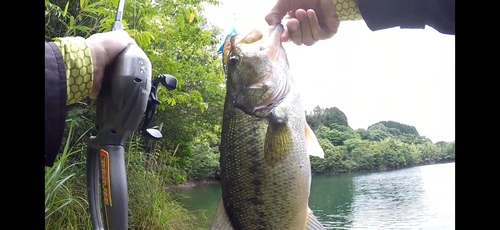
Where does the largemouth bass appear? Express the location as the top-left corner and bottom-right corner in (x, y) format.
(210, 24), (325, 230)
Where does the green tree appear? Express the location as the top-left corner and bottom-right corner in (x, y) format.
(323, 107), (349, 127)
(435, 141), (455, 162)
(418, 142), (440, 163)
(315, 125), (358, 146)
(310, 138), (334, 174)
(444, 141), (455, 161)
(344, 138), (372, 170)
(367, 123), (392, 141)
(369, 120), (419, 136)
(306, 106), (349, 130)
(355, 128), (370, 140)
(306, 105), (324, 130)
(399, 133), (432, 144)
(306, 106), (454, 175)
(47, 0), (226, 183)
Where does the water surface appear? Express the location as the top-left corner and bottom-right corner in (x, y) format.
(178, 163), (455, 229)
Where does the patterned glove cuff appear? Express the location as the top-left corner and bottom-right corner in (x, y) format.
(53, 37), (94, 105)
(332, 0), (362, 21)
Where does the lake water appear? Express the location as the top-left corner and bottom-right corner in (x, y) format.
(177, 162), (455, 229)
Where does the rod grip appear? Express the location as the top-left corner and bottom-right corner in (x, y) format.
(98, 145), (129, 230)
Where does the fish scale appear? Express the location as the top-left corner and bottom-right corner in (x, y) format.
(211, 24), (325, 230)
(220, 102), (310, 230)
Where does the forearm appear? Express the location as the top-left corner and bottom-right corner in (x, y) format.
(332, 0), (362, 21)
(52, 37), (95, 105)
(44, 42), (67, 167)
(332, 0), (455, 35)
(44, 37), (94, 166)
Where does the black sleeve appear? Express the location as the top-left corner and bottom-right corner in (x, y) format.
(45, 42), (68, 167)
(356, 0), (455, 35)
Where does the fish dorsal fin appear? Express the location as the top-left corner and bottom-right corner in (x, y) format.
(304, 208), (325, 230)
(210, 197), (234, 230)
(304, 124), (324, 158)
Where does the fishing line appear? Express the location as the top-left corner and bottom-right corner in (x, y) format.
(231, 0), (236, 28)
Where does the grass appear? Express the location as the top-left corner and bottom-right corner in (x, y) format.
(45, 120), (90, 230)
(45, 120), (205, 230)
(128, 170), (203, 230)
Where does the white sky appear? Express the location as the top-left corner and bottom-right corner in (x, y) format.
(203, 0), (455, 143)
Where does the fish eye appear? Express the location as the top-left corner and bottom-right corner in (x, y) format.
(228, 56), (239, 66)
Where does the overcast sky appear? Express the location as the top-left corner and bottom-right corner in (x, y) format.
(203, 0), (455, 143)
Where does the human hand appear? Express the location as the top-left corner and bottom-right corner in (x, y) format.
(85, 30), (136, 99)
(265, 0), (340, 46)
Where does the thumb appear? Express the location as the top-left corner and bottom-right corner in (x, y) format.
(105, 30), (136, 60)
(265, 0), (290, 25)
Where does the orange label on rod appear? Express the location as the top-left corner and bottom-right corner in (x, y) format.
(100, 149), (112, 207)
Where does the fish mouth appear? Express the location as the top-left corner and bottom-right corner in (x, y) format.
(252, 82), (289, 119)
(254, 24), (287, 118)
(269, 24), (284, 37)
(234, 98), (285, 119)
(232, 24), (288, 119)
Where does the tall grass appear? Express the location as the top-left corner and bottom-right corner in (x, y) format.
(45, 120), (91, 229)
(45, 120), (205, 230)
(128, 170), (203, 230)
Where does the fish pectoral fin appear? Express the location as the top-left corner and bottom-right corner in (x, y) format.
(304, 208), (325, 230)
(210, 197), (234, 230)
(305, 124), (325, 158)
(267, 100), (288, 124)
(264, 122), (293, 166)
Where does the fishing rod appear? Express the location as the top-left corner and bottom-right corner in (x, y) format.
(85, 0), (178, 229)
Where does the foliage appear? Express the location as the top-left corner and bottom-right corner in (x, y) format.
(45, 121), (205, 230)
(45, 120), (90, 229)
(46, 0), (221, 228)
(127, 163), (203, 230)
(46, 0), (454, 227)
(306, 106), (350, 130)
(369, 120), (419, 136)
(187, 141), (220, 179)
(46, 0), (225, 184)
(307, 107), (455, 174)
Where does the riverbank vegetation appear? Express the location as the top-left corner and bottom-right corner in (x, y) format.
(45, 0), (455, 229)
(305, 106), (455, 174)
(46, 0), (223, 229)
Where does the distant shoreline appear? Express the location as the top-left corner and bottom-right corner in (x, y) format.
(168, 160), (455, 189)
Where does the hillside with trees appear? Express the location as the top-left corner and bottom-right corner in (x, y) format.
(305, 106), (454, 174)
(45, 0), (454, 229)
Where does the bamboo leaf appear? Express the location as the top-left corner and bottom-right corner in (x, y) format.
(79, 0), (86, 10)
(62, 1), (70, 17)
(188, 12), (194, 23)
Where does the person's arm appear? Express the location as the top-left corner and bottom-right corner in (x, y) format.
(333, 0), (455, 35)
(44, 37), (94, 167)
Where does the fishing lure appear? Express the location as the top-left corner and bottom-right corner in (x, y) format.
(218, 28), (237, 73)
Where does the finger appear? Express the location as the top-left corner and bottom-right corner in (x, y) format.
(306, 9), (325, 41)
(112, 30), (136, 46)
(282, 29), (291, 42)
(128, 36), (136, 45)
(281, 11), (294, 42)
(286, 19), (302, 45)
(120, 30), (136, 45)
(103, 31), (135, 64)
(317, 0), (339, 38)
(297, 9), (316, 46)
(265, 0), (290, 25)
